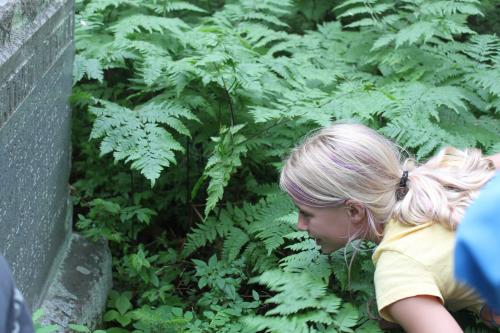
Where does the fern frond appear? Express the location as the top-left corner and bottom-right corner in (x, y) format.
(124, 39), (170, 57)
(241, 0), (293, 17)
(222, 227), (250, 262)
(241, 242), (279, 273)
(89, 100), (185, 184)
(394, 21), (436, 47)
(385, 83), (469, 121)
(466, 69), (500, 97)
(164, 57), (199, 96)
(256, 270), (329, 315)
(438, 109), (500, 149)
(334, 304), (359, 332)
(486, 97), (500, 114)
(356, 320), (384, 333)
(487, 142), (500, 156)
(371, 33), (396, 51)
(243, 12), (289, 28)
(345, 18), (379, 28)
(284, 231), (309, 241)
(135, 55), (170, 86)
(280, 230), (331, 280)
(111, 14), (189, 38)
(73, 55), (104, 84)
(334, 0), (378, 11)
(381, 114), (447, 159)
(337, 3), (392, 20)
(248, 105), (283, 123)
(70, 87), (95, 108)
(280, 250), (331, 281)
(203, 125), (248, 217)
(324, 82), (393, 122)
(136, 99), (198, 136)
(237, 23), (289, 48)
(246, 199), (295, 254)
(420, 1), (482, 17)
(463, 34), (500, 63)
(143, 1), (206, 14)
(285, 238), (317, 252)
(182, 209), (234, 257)
(297, 310), (336, 325)
(243, 316), (310, 333)
(439, 18), (476, 38)
(82, 0), (139, 16)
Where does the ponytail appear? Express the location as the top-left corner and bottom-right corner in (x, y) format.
(393, 147), (496, 229)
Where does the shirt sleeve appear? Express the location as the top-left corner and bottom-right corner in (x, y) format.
(374, 250), (443, 323)
(0, 256), (14, 333)
(0, 256), (34, 333)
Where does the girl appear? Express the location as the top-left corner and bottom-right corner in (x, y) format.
(279, 123), (500, 333)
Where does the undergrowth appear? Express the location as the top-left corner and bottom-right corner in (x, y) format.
(71, 0), (500, 332)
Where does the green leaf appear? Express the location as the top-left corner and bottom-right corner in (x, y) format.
(36, 326), (60, 333)
(208, 254), (218, 268)
(252, 290), (260, 301)
(115, 295), (132, 316)
(104, 309), (120, 322)
(106, 328), (131, 333)
(115, 313), (133, 328)
(32, 308), (44, 322)
(68, 324), (91, 332)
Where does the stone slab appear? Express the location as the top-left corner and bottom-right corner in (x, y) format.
(0, 0), (74, 308)
(40, 233), (112, 331)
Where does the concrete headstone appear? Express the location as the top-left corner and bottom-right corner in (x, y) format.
(0, 0), (73, 308)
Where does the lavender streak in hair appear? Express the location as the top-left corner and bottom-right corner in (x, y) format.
(327, 152), (364, 173)
(285, 179), (316, 206)
(284, 175), (344, 208)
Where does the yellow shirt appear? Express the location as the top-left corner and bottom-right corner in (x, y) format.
(372, 219), (483, 323)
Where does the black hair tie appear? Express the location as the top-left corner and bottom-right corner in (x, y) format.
(396, 170), (409, 201)
(399, 170), (409, 187)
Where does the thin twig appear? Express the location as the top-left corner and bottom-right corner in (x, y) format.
(191, 203), (204, 222)
(186, 136), (191, 214)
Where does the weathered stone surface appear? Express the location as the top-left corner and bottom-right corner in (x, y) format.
(40, 233), (113, 331)
(0, 0), (74, 308)
(0, 1), (61, 51)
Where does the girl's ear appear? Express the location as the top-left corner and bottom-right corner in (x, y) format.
(345, 200), (366, 225)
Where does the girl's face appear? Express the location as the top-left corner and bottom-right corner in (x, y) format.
(294, 200), (367, 253)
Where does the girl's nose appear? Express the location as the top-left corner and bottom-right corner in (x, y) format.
(297, 215), (308, 231)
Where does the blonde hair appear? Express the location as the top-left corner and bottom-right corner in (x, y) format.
(280, 123), (496, 239)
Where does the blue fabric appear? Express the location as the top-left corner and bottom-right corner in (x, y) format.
(0, 256), (34, 333)
(455, 173), (500, 311)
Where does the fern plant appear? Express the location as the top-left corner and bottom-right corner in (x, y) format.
(72, 0), (500, 332)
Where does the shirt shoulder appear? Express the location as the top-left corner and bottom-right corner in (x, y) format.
(372, 219), (453, 266)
